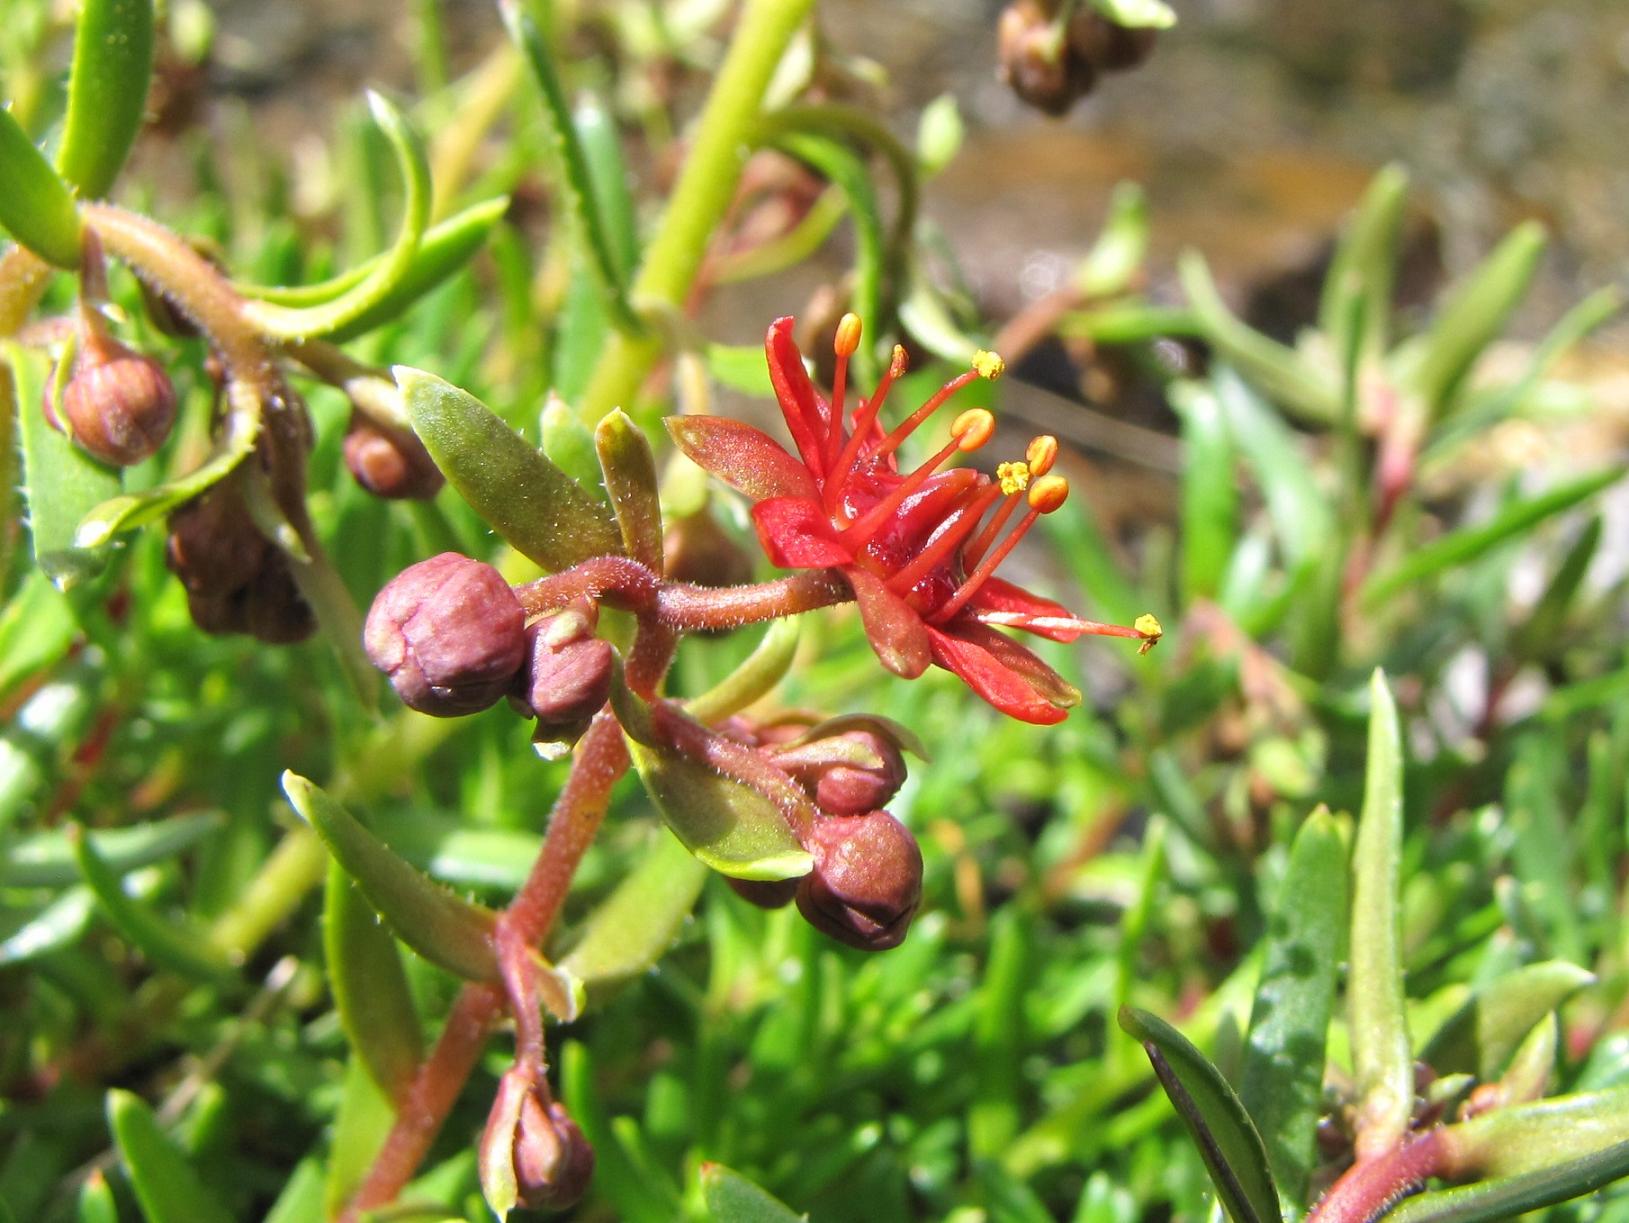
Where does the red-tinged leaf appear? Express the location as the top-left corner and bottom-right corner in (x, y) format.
(751, 497), (853, 568)
(765, 316), (830, 477)
(967, 576), (1080, 643)
(665, 416), (818, 501)
(927, 623), (1072, 724)
(848, 567), (931, 678)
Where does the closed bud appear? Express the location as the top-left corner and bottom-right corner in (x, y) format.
(1067, 9), (1158, 71)
(166, 489), (270, 597)
(998, 0), (1084, 116)
(480, 1068), (595, 1215)
(725, 875), (801, 909)
(514, 610), (613, 749)
(342, 413), (445, 500)
(364, 553), (527, 716)
(52, 337), (177, 467)
(244, 555), (317, 644)
(769, 726), (908, 816)
(795, 811), (923, 951)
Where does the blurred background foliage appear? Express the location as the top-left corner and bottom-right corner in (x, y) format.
(2, 0), (1629, 1219)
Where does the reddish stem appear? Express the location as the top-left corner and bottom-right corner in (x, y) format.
(655, 568), (849, 630)
(1307, 1131), (1450, 1223)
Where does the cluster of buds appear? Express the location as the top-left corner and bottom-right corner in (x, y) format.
(165, 485), (316, 643)
(998, 0), (1158, 116)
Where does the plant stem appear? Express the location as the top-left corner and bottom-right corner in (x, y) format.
(657, 568), (850, 629)
(576, 0), (816, 424)
(1307, 1131), (1449, 1223)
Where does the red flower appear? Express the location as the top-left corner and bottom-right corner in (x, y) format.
(667, 316), (1159, 723)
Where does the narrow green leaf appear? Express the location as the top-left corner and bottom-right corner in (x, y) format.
(971, 908), (1032, 1158)
(1409, 221), (1546, 419)
(1421, 963), (1592, 1081)
(0, 888), (94, 966)
(262, 1157), (326, 1223)
(1180, 251), (1337, 424)
(1360, 468), (1621, 608)
(324, 1055), (396, 1217)
(1511, 517), (1601, 662)
(323, 861), (423, 1099)
(701, 1163), (808, 1222)
(1241, 807), (1348, 1213)
(1091, 0), (1176, 27)
(915, 93), (963, 177)
(1386, 1140), (1629, 1223)
(71, 824), (239, 988)
(0, 108), (83, 267)
(75, 1169), (118, 1223)
(540, 393), (605, 494)
(561, 1042), (685, 1222)
(397, 366), (622, 572)
(1318, 165), (1407, 361)
(1441, 1088), (1629, 1181)
(2, 811), (221, 887)
(57, 0), (155, 197)
(106, 1090), (234, 1223)
(1078, 182), (1149, 298)
(242, 92), (430, 340)
(1170, 380), (1237, 602)
(1214, 366), (1332, 572)
(9, 344), (121, 585)
(595, 409), (663, 569)
(560, 831), (707, 992)
(0, 570), (78, 699)
(1117, 1006), (1280, 1223)
(282, 771), (499, 981)
(1349, 669), (1411, 1156)
(685, 616), (803, 724)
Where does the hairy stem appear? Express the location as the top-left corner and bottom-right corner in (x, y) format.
(656, 568), (850, 629)
(1307, 1131), (1450, 1223)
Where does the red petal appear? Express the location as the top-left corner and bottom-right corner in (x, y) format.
(847, 567), (931, 679)
(926, 622), (1079, 724)
(665, 417), (818, 502)
(967, 577), (1081, 642)
(751, 497), (853, 569)
(766, 317), (831, 479)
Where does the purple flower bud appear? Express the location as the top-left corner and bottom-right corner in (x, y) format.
(166, 489), (270, 597)
(51, 339), (177, 467)
(725, 875), (801, 909)
(480, 1068), (595, 1214)
(513, 610), (614, 748)
(364, 553), (526, 716)
(770, 727), (907, 816)
(795, 810), (923, 951)
(244, 556), (317, 645)
(998, 0), (1087, 116)
(342, 414), (445, 501)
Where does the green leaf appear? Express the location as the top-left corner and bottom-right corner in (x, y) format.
(701, 1162), (808, 1222)
(1078, 182), (1149, 298)
(0, 107), (82, 268)
(1441, 1088), (1629, 1181)
(1241, 807), (1347, 1212)
(540, 394), (605, 494)
(56, 0), (155, 197)
(1091, 0), (1176, 27)
(1170, 379), (1237, 602)
(106, 1089), (234, 1223)
(1360, 467), (1621, 609)
(1180, 252), (1337, 424)
(9, 344), (121, 586)
(241, 92), (430, 340)
(684, 616), (803, 725)
(282, 771), (499, 981)
(75, 1169), (118, 1223)
(706, 343), (776, 397)
(1349, 669), (1412, 1155)
(1318, 164), (1407, 362)
(323, 861), (423, 1099)
(2, 811), (221, 887)
(397, 366), (622, 572)
(1408, 221), (1546, 419)
(1386, 1140), (1629, 1223)
(560, 830), (707, 993)
(324, 1054), (396, 1217)
(1422, 960), (1592, 1081)
(71, 824), (239, 988)
(595, 409), (663, 569)
(1511, 516), (1600, 662)
(1117, 1006), (1280, 1223)
(0, 888), (95, 966)
(1214, 366), (1332, 573)
(915, 93), (963, 178)
(0, 570), (78, 699)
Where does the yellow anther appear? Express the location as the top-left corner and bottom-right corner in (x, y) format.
(971, 349), (1006, 381)
(834, 312), (863, 358)
(1025, 435), (1059, 476)
(1027, 473), (1069, 513)
(952, 408), (995, 451)
(889, 344), (909, 375)
(1134, 612), (1164, 655)
(997, 460), (1031, 496)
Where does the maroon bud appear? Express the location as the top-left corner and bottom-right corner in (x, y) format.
(244, 556), (317, 645)
(662, 507), (755, 589)
(364, 553), (527, 716)
(514, 610), (613, 748)
(342, 414), (445, 500)
(725, 875), (801, 910)
(998, 0), (1084, 116)
(52, 338), (177, 467)
(166, 490), (270, 596)
(480, 1068), (595, 1214)
(795, 811), (923, 951)
(1067, 10), (1157, 71)
(770, 727), (908, 816)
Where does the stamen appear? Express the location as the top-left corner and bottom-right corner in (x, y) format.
(972, 349), (1006, 380)
(997, 461), (1031, 496)
(841, 410), (994, 546)
(1026, 434), (1058, 476)
(826, 313), (862, 470)
(825, 343), (909, 515)
(931, 475), (1071, 624)
(884, 483), (1005, 594)
(873, 370), (980, 459)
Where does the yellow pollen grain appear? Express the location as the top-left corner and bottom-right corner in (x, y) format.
(971, 349), (1005, 380)
(997, 460), (1031, 495)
